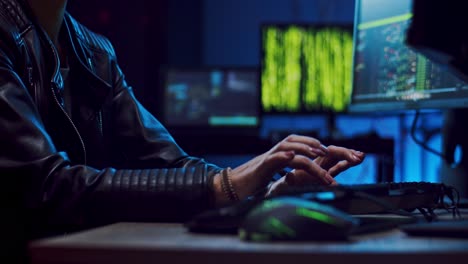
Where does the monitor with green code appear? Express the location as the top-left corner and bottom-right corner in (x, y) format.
(260, 23), (354, 114)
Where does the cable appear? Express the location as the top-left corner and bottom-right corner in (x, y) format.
(410, 110), (446, 159)
(409, 113), (463, 217)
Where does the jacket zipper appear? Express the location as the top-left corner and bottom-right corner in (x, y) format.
(48, 43), (88, 165)
(86, 56), (104, 137)
(27, 66), (34, 87)
(50, 82), (88, 165)
(27, 66), (38, 104)
(98, 111), (103, 137)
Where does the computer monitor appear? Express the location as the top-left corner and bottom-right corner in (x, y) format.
(160, 67), (260, 134)
(349, 0), (468, 113)
(261, 23), (353, 114)
(350, 0), (468, 197)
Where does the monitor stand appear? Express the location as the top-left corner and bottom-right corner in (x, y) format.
(326, 112), (341, 139)
(440, 108), (468, 198)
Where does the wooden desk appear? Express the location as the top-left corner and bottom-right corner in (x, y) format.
(29, 221), (468, 264)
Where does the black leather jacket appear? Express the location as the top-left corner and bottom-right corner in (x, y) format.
(0, 0), (221, 238)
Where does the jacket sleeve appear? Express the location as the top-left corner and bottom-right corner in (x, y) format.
(0, 42), (222, 238)
(88, 62), (224, 225)
(83, 51), (226, 225)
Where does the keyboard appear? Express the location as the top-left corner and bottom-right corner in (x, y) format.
(186, 182), (456, 234)
(273, 181), (452, 214)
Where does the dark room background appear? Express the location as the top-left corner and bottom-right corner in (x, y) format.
(67, 0), (450, 185)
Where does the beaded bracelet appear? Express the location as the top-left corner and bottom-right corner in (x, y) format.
(221, 167), (240, 202)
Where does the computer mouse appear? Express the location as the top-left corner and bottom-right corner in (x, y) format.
(239, 196), (359, 241)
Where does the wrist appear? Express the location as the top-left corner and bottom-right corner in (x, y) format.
(213, 168), (240, 207)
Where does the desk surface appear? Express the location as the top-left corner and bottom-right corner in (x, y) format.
(29, 220), (468, 264)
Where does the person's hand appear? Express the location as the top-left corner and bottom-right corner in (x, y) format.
(314, 145), (365, 176)
(266, 145), (365, 196)
(213, 134), (364, 206)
